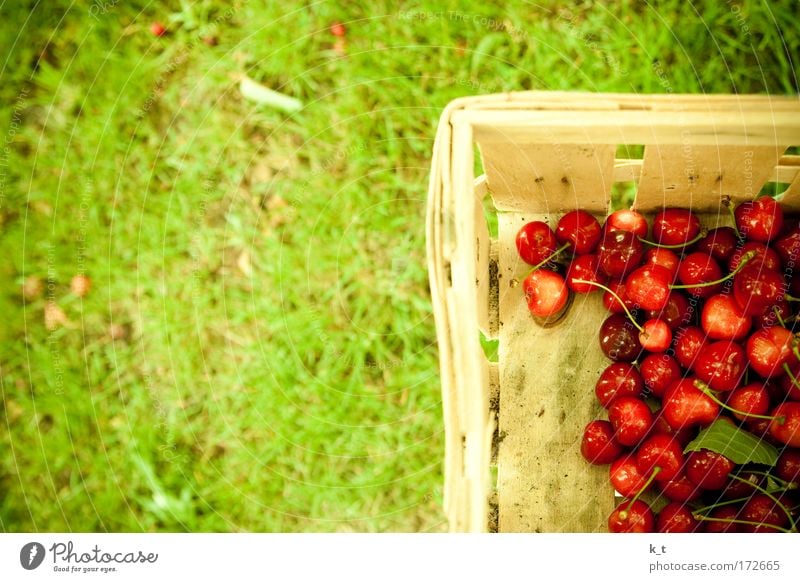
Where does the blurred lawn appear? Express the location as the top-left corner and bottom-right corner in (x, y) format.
(0, 0), (798, 531)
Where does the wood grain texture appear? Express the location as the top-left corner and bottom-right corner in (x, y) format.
(496, 212), (614, 532)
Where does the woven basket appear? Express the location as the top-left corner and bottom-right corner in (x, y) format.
(426, 91), (800, 532)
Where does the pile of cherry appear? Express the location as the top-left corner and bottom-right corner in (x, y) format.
(516, 198), (800, 533)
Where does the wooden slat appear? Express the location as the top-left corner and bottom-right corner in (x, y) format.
(496, 212), (614, 532)
(635, 145), (786, 211)
(478, 143), (616, 213)
(613, 155), (800, 184)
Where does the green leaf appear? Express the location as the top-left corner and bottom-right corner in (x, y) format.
(684, 420), (780, 467)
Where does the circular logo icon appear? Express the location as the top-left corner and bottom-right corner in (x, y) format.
(20, 542), (46, 570)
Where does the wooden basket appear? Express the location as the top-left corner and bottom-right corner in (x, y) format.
(426, 91), (800, 533)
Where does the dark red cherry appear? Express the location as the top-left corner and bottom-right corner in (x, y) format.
(516, 221), (558, 265)
(636, 433), (684, 481)
(661, 378), (720, 430)
(523, 269), (569, 320)
(754, 300), (791, 329)
(653, 208), (701, 246)
(695, 226), (738, 262)
(733, 265), (785, 316)
(608, 499), (654, 533)
(694, 341), (746, 391)
(769, 402), (800, 447)
(774, 226), (800, 264)
(658, 473), (702, 503)
(702, 505), (741, 532)
(647, 412), (697, 447)
(608, 396), (654, 447)
(740, 493), (789, 533)
(726, 383), (771, 422)
(610, 454), (652, 498)
(700, 293), (751, 341)
(657, 502), (699, 533)
(677, 252), (723, 298)
(595, 362), (644, 407)
(602, 280), (630, 314)
(734, 197), (784, 243)
(780, 362), (800, 401)
(646, 292), (691, 330)
(597, 230), (644, 279)
(566, 254), (606, 293)
(746, 326), (793, 378)
(606, 209), (648, 238)
(776, 449), (800, 485)
(624, 265), (672, 311)
(674, 326), (707, 370)
(556, 210), (602, 255)
(721, 471), (764, 500)
(599, 314), (643, 362)
(685, 450), (735, 490)
(580, 420), (623, 465)
(728, 241), (782, 272)
(639, 319), (672, 352)
(640, 354), (682, 398)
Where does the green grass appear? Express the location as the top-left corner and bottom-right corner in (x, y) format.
(0, 0), (798, 531)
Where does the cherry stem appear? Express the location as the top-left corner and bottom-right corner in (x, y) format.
(639, 229), (707, 249)
(786, 294), (800, 303)
(572, 279), (643, 333)
(694, 380), (785, 423)
(743, 470), (796, 489)
(692, 514), (792, 533)
(617, 466), (661, 520)
(792, 344), (800, 363)
(526, 242), (571, 274)
(773, 306), (787, 328)
(783, 362), (800, 391)
(724, 201), (741, 238)
(670, 250), (756, 290)
(728, 473), (797, 532)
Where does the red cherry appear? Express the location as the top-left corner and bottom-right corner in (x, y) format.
(685, 450), (735, 490)
(677, 252), (723, 298)
(639, 319), (672, 352)
(566, 254), (606, 293)
(602, 281), (632, 314)
(556, 210), (602, 255)
(661, 378), (720, 429)
(610, 454), (652, 497)
(695, 227), (739, 262)
(640, 354), (682, 398)
(150, 22), (167, 37)
(606, 209), (648, 238)
(516, 221), (558, 266)
(728, 241), (782, 272)
(774, 225), (800, 264)
(754, 299), (790, 329)
(580, 420), (623, 465)
(330, 21), (346, 37)
(658, 473), (702, 503)
(599, 314), (643, 362)
(624, 265), (672, 311)
(776, 449), (800, 485)
(740, 493), (789, 533)
(595, 362), (644, 407)
(608, 396), (654, 446)
(735, 197), (784, 243)
(700, 294), (751, 341)
(721, 471), (764, 500)
(657, 502), (699, 533)
(746, 326), (793, 378)
(653, 208), (701, 246)
(643, 247), (680, 278)
(733, 265), (785, 316)
(702, 505), (741, 532)
(780, 362), (800, 401)
(726, 383), (771, 422)
(646, 292), (691, 330)
(693, 341), (746, 391)
(522, 270), (569, 320)
(636, 433), (684, 481)
(674, 326), (707, 370)
(769, 402), (800, 446)
(597, 230), (644, 279)
(608, 499), (654, 533)
(647, 412), (697, 447)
